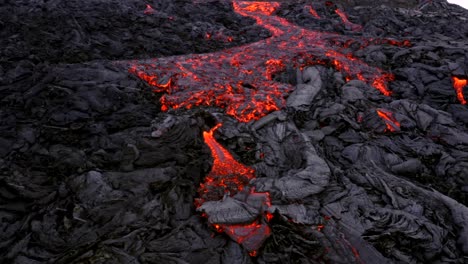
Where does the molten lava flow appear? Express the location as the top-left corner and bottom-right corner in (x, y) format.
(199, 124), (272, 253)
(126, 1), (404, 122)
(452, 76), (467, 104)
(199, 124), (255, 200)
(376, 109), (400, 132)
(126, 1), (413, 256)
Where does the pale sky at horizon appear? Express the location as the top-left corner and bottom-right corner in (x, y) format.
(447, 0), (468, 9)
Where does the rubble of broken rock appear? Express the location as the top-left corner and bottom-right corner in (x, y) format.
(1, 0), (468, 263)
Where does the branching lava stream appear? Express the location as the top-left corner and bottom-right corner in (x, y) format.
(127, 1), (403, 122)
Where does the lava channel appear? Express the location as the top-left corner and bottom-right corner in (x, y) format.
(197, 124), (272, 255)
(126, 1), (407, 122)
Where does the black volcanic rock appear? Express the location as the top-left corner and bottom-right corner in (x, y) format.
(0, 0), (269, 69)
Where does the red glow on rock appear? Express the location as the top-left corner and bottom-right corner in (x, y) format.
(340, 236), (364, 264)
(351, 246), (360, 259)
(305, 5), (321, 19)
(376, 109), (400, 132)
(214, 224), (223, 232)
(129, 66), (173, 93)
(224, 221), (271, 246)
(265, 212), (273, 221)
(128, 1), (399, 122)
(242, 1), (280, 15)
(370, 38), (412, 47)
(372, 74), (394, 96)
(144, 4), (155, 15)
(265, 58), (285, 80)
(335, 9), (363, 31)
(357, 113), (363, 123)
(452, 76), (467, 104)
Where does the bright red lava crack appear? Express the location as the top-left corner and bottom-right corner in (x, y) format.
(376, 109), (401, 132)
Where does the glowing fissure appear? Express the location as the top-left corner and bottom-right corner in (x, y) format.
(198, 124), (272, 254)
(335, 8), (363, 31)
(305, 5), (321, 19)
(452, 76), (467, 104)
(376, 109), (401, 132)
(128, 1), (404, 122)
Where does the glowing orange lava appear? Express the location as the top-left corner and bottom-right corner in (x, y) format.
(126, 1), (404, 122)
(199, 124), (272, 253)
(452, 76), (467, 104)
(243, 1), (279, 15)
(376, 109), (400, 132)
